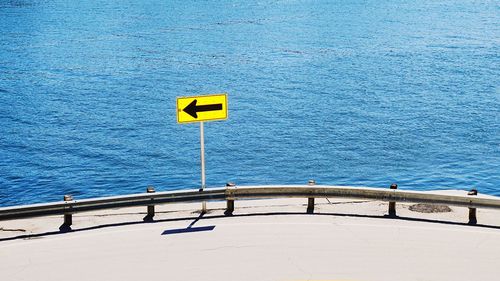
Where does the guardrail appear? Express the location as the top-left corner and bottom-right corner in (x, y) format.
(1, 183), (499, 229)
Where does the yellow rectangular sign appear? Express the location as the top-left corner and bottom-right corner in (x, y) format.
(177, 93), (228, 123)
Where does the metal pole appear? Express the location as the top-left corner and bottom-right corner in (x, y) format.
(200, 121), (207, 213)
(225, 182), (236, 216)
(468, 189), (478, 225)
(388, 183), (397, 217)
(63, 195), (73, 227)
(144, 186), (155, 221)
(59, 194), (73, 232)
(307, 180), (315, 214)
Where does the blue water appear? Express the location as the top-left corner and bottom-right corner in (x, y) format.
(0, 0), (499, 207)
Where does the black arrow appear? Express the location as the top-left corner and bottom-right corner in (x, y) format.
(183, 99), (223, 118)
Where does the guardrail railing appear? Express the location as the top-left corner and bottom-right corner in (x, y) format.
(1, 183), (499, 229)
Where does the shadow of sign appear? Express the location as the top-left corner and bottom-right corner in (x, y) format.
(161, 212), (215, 235)
(162, 225), (215, 235)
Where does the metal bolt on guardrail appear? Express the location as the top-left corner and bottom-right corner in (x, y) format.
(144, 186), (156, 221)
(468, 189), (478, 225)
(225, 182), (236, 216)
(307, 180), (316, 214)
(388, 183), (398, 217)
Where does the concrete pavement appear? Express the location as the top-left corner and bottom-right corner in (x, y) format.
(1, 194), (500, 281)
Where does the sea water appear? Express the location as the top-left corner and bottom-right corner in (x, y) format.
(0, 0), (498, 206)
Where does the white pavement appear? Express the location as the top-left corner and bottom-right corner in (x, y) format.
(1, 194), (500, 281)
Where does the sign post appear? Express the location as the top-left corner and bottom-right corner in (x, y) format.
(177, 93), (228, 213)
(200, 121), (206, 212)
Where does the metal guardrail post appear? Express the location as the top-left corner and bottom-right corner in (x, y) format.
(388, 183), (397, 216)
(63, 195), (73, 225)
(144, 186), (155, 221)
(225, 182), (236, 216)
(307, 180), (315, 214)
(60, 195), (73, 231)
(468, 189), (477, 225)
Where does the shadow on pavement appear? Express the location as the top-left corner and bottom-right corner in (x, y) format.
(161, 212), (216, 235)
(2, 210), (500, 242)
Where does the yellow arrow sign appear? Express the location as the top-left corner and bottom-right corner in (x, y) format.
(177, 93), (228, 123)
